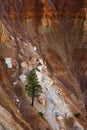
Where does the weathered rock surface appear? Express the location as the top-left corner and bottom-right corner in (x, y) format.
(0, 0), (87, 130)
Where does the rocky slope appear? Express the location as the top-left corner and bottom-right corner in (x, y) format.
(0, 0), (87, 130)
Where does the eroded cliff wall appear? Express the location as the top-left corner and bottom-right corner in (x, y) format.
(0, 0), (87, 130)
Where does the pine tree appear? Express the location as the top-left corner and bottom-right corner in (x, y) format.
(25, 68), (42, 106)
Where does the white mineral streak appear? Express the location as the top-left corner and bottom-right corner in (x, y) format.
(36, 71), (72, 130)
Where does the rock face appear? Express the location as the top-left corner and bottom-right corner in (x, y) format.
(0, 0), (87, 130)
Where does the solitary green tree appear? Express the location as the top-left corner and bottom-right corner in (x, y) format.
(25, 68), (42, 106)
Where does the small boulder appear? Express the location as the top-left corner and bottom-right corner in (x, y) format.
(16, 109), (20, 113)
(12, 81), (18, 85)
(16, 98), (20, 103)
(5, 58), (12, 68)
(36, 65), (43, 71)
(19, 74), (27, 82)
(38, 98), (46, 106)
(56, 115), (63, 121)
(33, 46), (37, 51)
(21, 61), (27, 68)
(37, 59), (44, 65)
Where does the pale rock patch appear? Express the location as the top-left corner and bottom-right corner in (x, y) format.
(5, 58), (12, 68)
(33, 46), (37, 51)
(19, 74), (27, 82)
(21, 61), (27, 68)
(73, 121), (84, 130)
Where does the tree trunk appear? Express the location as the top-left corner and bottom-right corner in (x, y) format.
(31, 86), (35, 107)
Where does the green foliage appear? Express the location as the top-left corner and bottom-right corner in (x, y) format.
(38, 112), (44, 119)
(25, 68), (42, 98)
(74, 113), (81, 118)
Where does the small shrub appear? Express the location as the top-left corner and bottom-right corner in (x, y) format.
(38, 112), (44, 119)
(74, 113), (81, 118)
